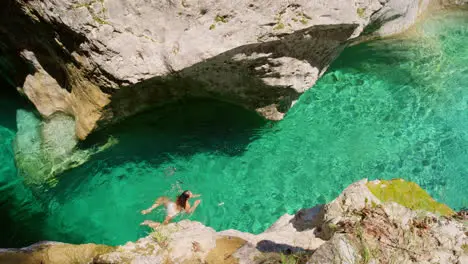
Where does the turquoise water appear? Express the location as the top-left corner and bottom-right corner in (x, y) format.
(1, 11), (467, 247)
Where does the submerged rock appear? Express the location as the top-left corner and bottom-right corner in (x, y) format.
(1, 179), (466, 263)
(13, 109), (116, 185)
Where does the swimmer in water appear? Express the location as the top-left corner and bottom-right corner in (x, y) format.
(140, 190), (201, 228)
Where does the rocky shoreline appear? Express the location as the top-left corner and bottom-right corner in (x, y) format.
(1, 179), (466, 264)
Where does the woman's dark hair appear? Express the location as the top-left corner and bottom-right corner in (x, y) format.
(176, 190), (190, 208)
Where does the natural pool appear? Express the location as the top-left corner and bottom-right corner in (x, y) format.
(1, 11), (467, 247)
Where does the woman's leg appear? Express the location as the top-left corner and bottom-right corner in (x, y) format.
(141, 215), (172, 228)
(162, 216), (173, 225)
(140, 220), (161, 229)
(141, 196), (170, 214)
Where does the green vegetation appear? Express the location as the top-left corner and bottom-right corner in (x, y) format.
(367, 179), (455, 216)
(93, 16), (109, 25)
(150, 231), (170, 249)
(23, 6), (40, 22)
(291, 12), (309, 26)
(272, 12), (285, 30)
(462, 244), (468, 254)
(357, 7), (366, 18)
(214, 15), (228, 23)
(280, 253), (297, 264)
(72, 2), (92, 9)
(273, 22), (285, 30)
(279, 252), (310, 264)
(72, 0), (109, 25)
(356, 227), (372, 264)
(298, 12), (309, 25)
(254, 251), (311, 264)
(209, 15), (228, 30)
(327, 223), (338, 233)
(142, 35), (157, 43)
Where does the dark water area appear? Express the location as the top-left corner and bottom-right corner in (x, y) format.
(0, 80), (43, 247)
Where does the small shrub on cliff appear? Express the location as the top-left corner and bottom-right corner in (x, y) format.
(254, 251), (311, 264)
(151, 231), (170, 249)
(462, 243), (468, 254)
(214, 15), (228, 23)
(357, 8), (366, 18)
(273, 22), (285, 30)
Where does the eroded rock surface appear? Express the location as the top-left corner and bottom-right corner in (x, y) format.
(1, 179), (466, 264)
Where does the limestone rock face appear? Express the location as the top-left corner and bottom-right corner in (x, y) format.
(1, 0), (437, 140)
(1, 179), (466, 264)
(306, 179), (467, 264)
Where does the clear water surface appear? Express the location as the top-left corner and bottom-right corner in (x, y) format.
(0, 11), (467, 247)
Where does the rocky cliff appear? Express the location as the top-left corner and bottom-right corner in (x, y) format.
(1, 179), (467, 264)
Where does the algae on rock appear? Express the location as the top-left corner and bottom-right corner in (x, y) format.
(367, 179), (455, 216)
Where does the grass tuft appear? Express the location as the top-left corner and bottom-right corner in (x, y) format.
(357, 7), (366, 18)
(273, 22), (285, 30)
(214, 15), (228, 23)
(150, 230), (170, 249)
(462, 243), (468, 253)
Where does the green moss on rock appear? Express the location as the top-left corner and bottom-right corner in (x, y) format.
(357, 7), (366, 18)
(366, 179), (455, 217)
(462, 243), (468, 254)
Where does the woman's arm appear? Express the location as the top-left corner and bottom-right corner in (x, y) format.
(185, 200), (201, 214)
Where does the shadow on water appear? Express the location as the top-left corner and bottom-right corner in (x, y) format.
(0, 78), (47, 248)
(84, 98), (268, 161)
(0, 79), (33, 131)
(53, 97), (268, 202)
(0, 180), (47, 248)
(330, 40), (431, 88)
